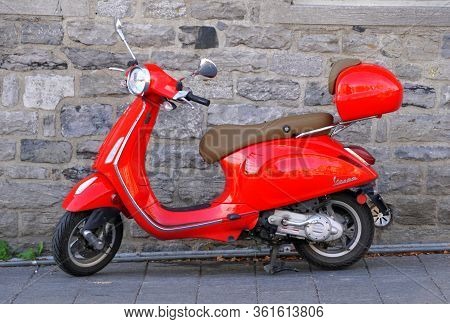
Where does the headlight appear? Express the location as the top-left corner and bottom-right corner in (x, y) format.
(127, 66), (150, 96)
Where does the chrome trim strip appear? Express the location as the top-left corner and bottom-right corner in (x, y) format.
(296, 116), (378, 138)
(295, 125), (335, 138)
(344, 147), (369, 166)
(113, 102), (222, 232)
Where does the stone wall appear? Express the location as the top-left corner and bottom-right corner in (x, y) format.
(0, 0), (449, 253)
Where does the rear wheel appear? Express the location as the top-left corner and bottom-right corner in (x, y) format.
(52, 210), (123, 276)
(293, 192), (374, 269)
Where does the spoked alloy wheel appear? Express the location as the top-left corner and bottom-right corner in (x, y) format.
(293, 192), (374, 269)
(52, 211), (123, 276)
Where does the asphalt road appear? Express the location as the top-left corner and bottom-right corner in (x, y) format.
(1, 254), (448, 304)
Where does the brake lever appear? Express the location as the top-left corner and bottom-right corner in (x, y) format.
(180, 97), (194, 108)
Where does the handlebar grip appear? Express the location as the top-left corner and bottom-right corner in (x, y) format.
(185, 92), (210, 107)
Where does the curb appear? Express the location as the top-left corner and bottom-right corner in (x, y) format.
(0, 242), (449, 268)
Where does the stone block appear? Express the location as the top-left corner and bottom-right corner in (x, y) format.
(0, 22), (18, 47)
(0, 111), (38, 135)
(96, 0), (134, 18)
(405, 34), (439, 61)
(441, 85), (450, 108)
(63, 47), (147, 70)
(304, 82), (332, 106)
(146, 171), (175, 204)
(209, 49), (267, 73)
(21, 22), (63, 45)
(188, 76), (233, 99)
(343, 33), (379, 54)
(437, 198), (450, 224)
(270, 53), (323, 77)
(427, 64), (450, 81)
(0, 182), (68, 209)
(149, 141), (208, 170)
(1, 74), (19, 107)
(402, 83), (436, 109)
(179, 26), (218, 49)
(298, 33), (339, 53)
(153, 103), (204, 139)
(151, 51), (199, 71)
(20, 139), (72, 164)
(389, 115), (450, 143)
(0, 1), (89, 17)
(62, 166), (92, 182)
(0, 210), (18, 238)
(175, 169), (224, 205)
(124, 24), (175, 48)
(189, 1), (246, 20)
(0, 50), (67, 71)
(20, 210), (62, 236)
(67, 21), (116, 46)
(0, 141), (15, 161)
(427, 166), (450, 195)
(375, 118), (388, 143)
(143, 0), (186, 19)
(225, 26), (292, 49)
(43, 115), (56, 137)
(207, 104), (285, 125)
(80, 71), (128, 97)
(394, 63), (422, 82)
(376, 164), (423, 195)
(61, 104), (114, 138)
(394, 146), (450, 162)
(442, 34), (450, 59)
(391, 197), (437, 225)
(23, 75), (74, 110)
(237, 77), (300, 101)
(3, 166), (50, 180)
(380, 34), (402, 58)
(334, 120), (372, 144)
(77, 140), (102, 159)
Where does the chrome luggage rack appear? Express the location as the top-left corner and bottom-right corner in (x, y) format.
(295, 116), (377, 138)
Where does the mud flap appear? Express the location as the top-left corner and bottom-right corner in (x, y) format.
(359, 184), (393, 228)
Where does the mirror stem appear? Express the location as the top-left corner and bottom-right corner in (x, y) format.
(122, 39), (137, 62)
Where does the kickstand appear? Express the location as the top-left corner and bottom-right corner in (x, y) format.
(263, 245), (299, 275)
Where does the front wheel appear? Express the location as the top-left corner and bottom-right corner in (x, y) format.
(293, 192), (374, 270)
(52, 210), (123, 276)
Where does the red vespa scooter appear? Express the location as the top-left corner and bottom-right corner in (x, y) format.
(52, 20), (403, 276)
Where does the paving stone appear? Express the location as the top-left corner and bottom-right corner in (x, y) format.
(0, 267), (34, 304)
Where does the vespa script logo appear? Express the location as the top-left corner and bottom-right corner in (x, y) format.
(333, 176), (358, 187)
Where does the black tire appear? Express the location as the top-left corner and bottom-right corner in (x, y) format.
(293, 192), (374, 270)
(52, 210), (123, 276)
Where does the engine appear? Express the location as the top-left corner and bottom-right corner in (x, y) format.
(267, 210), (344, 242)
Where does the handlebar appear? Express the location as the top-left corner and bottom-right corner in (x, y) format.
(185, 92), (210, 107)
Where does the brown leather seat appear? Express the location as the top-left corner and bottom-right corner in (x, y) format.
(328, 58), (361, 95)
(199, 113), (334, 163)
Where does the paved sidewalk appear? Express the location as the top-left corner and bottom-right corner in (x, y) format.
(1, 254), (448, 304)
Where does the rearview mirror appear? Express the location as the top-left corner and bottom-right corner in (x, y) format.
(115, 18), (125, 41)
(195, 59), (217, 78)
(114, 18), (137, 62)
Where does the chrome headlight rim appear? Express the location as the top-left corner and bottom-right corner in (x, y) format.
(127, 66), (151, 96)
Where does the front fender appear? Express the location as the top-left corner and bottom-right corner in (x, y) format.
(62, 173), (122, 212)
